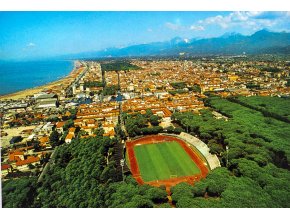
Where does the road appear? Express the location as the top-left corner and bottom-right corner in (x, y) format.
(65, 61), (89, 96)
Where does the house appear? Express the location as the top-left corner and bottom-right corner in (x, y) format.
(9, 151), (24, 162)
(68, 127), (76, 137)
(103, 129), (115, 138)
(64, 111), (71, 117)
(86, 119), (96, 127)
(1, 164), (12, 177)
(1, 164), (11, 172)
(39, 136), (49, 147)
(42, 122), (54, 133)
(65, 133), (74, 144)
(56, 121), (65, 134)
(16, 156), (40, 167)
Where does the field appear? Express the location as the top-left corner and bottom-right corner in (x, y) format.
(126, 135), (209, 189)
(134, 141), (201, 182)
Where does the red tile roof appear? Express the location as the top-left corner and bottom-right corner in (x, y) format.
(1, 164), (11, 171)
(56, 121), (65, 128)
(9, 151), (24, 161)
(69, 127), (76, 133)
(65, 133), (74, 140)
(16, 156), (40, 166)
(39, 136), (49, 144)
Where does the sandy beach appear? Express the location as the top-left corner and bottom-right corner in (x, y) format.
(0, 60), (80, 101)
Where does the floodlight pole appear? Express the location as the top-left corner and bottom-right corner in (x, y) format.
(120, 159), (125, 182)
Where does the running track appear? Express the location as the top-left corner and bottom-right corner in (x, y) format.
(126, 135), (209, 191)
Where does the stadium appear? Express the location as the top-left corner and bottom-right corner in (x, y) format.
(126, 134), (219, 190)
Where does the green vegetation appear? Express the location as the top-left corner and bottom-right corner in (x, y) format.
(4, 93), (290, 208)
(170, 82), (187, 89)
(172, 96), (290, 207)
(102, 85), (118, 95)
(49, 130), (60, 147)
(134, 141), (201, 182)
(34, 136), (118, 207)
(93, 127), (105, 136)
(235, 96), (290, 120)
(260, 67), (282, 73)
(188, 84), (201, 93)
(84, 81), (103, 87)
(169, 82), (199, 95)
(246, 83), (260, 89)
(286, 79), (290, 87)
(149, 115), (160, 126)
(124, 110), (162, 137)
(150, 72), (161, 76)
(171, 167), (279, 208)
(2, 177), (37, 208)
(101, 62), (141, 71)
(29, 136), (167, 208)
(208, 97), (290, 164)
(3, 136), (169, 208)
(63, 119), (74, 131)
(168, 89), (187, 95)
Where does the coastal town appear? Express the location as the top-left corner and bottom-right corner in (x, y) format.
(1, 56), (290, 180)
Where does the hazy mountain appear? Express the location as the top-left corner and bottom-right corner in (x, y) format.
(62, 30), (290, 59)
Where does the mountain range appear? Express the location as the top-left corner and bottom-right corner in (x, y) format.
(64, 30), (290, 59)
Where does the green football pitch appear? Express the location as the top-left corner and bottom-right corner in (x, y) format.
(134, 141), (201, 182)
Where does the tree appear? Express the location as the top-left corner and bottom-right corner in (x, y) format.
(173, 127), (184, 134)
(94, 128), (105, 136)
(100, 162), (118, 183)
(63, 119), (74, 131)
(164, 126), (175, 133)
(208, 142), (224, 155)
(145, 109), (153, 118)
(32, 140), (41, 152)
(202, 167), (231, 197)
(144, 186), (168, 203)
(49, 130), (60, 147)
(221, 177), (272, 208)
(103, 85), (118, 96)
(2, 177), (37, 208)
(149, 115), (160, 126)
(171, 182), (194, 204)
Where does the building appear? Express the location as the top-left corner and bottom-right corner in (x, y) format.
(35, 93), (58, 109)
(65, 133), (74, 144)
(15, 156), (40, 167)
(36, 99), (58, 109)
(56, 121), (65, 134)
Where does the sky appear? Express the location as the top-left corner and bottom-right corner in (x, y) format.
(0, 11), (289, 60)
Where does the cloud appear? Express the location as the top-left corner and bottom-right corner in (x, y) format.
(23, 42), (36, 51)
(164, 12), (289, 35)
(190, 25), (205, 31)
(195, 11), (290, 31)
(165, 22), (184, 31)
(26, 42), (36, 48)
(147, 28), (153, 32)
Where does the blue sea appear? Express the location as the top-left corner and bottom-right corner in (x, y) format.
(0, 60), (74, 96)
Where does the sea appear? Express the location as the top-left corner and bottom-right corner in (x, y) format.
(0, 60), (74, 96)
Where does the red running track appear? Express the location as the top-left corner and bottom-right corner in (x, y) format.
(126, 135), (209, 190)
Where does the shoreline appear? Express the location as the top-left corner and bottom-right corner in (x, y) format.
(0, 60), (79, 100)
